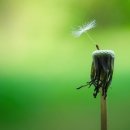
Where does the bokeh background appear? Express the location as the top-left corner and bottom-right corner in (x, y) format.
(0, 0), (130, 130)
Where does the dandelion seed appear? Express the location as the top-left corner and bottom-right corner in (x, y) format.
(72, 20), (96, 37)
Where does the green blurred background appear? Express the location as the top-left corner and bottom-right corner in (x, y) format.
(0, 0), (130, 130)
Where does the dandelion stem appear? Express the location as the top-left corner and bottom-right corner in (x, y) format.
(100, 89), (107, 130)
(96, 44), (100, 50)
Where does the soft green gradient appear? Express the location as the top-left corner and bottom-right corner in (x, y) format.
(0, 0), (130, 130)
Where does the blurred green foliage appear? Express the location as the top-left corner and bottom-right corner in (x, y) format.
(0, 0), (130, 130)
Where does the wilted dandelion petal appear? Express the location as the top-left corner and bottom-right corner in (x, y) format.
(72, 20), (96, 37)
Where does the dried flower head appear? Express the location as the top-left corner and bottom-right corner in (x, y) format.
(72, 20), (96, 37)
(77, 50), (115, 99)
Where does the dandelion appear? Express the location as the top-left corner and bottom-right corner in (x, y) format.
(91, 50), (114, 98)
(74, 20), (115, 130)
(77, 50), (115, 99)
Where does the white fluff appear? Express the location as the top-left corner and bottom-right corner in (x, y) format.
(72, 20), (96, 37)
(92, 50), (115, 58)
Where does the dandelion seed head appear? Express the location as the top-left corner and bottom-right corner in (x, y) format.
(72, 20), (96, 37)
(92, 50), (115, 58)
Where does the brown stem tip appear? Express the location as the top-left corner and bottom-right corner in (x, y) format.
(96, 44), (100, 50)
